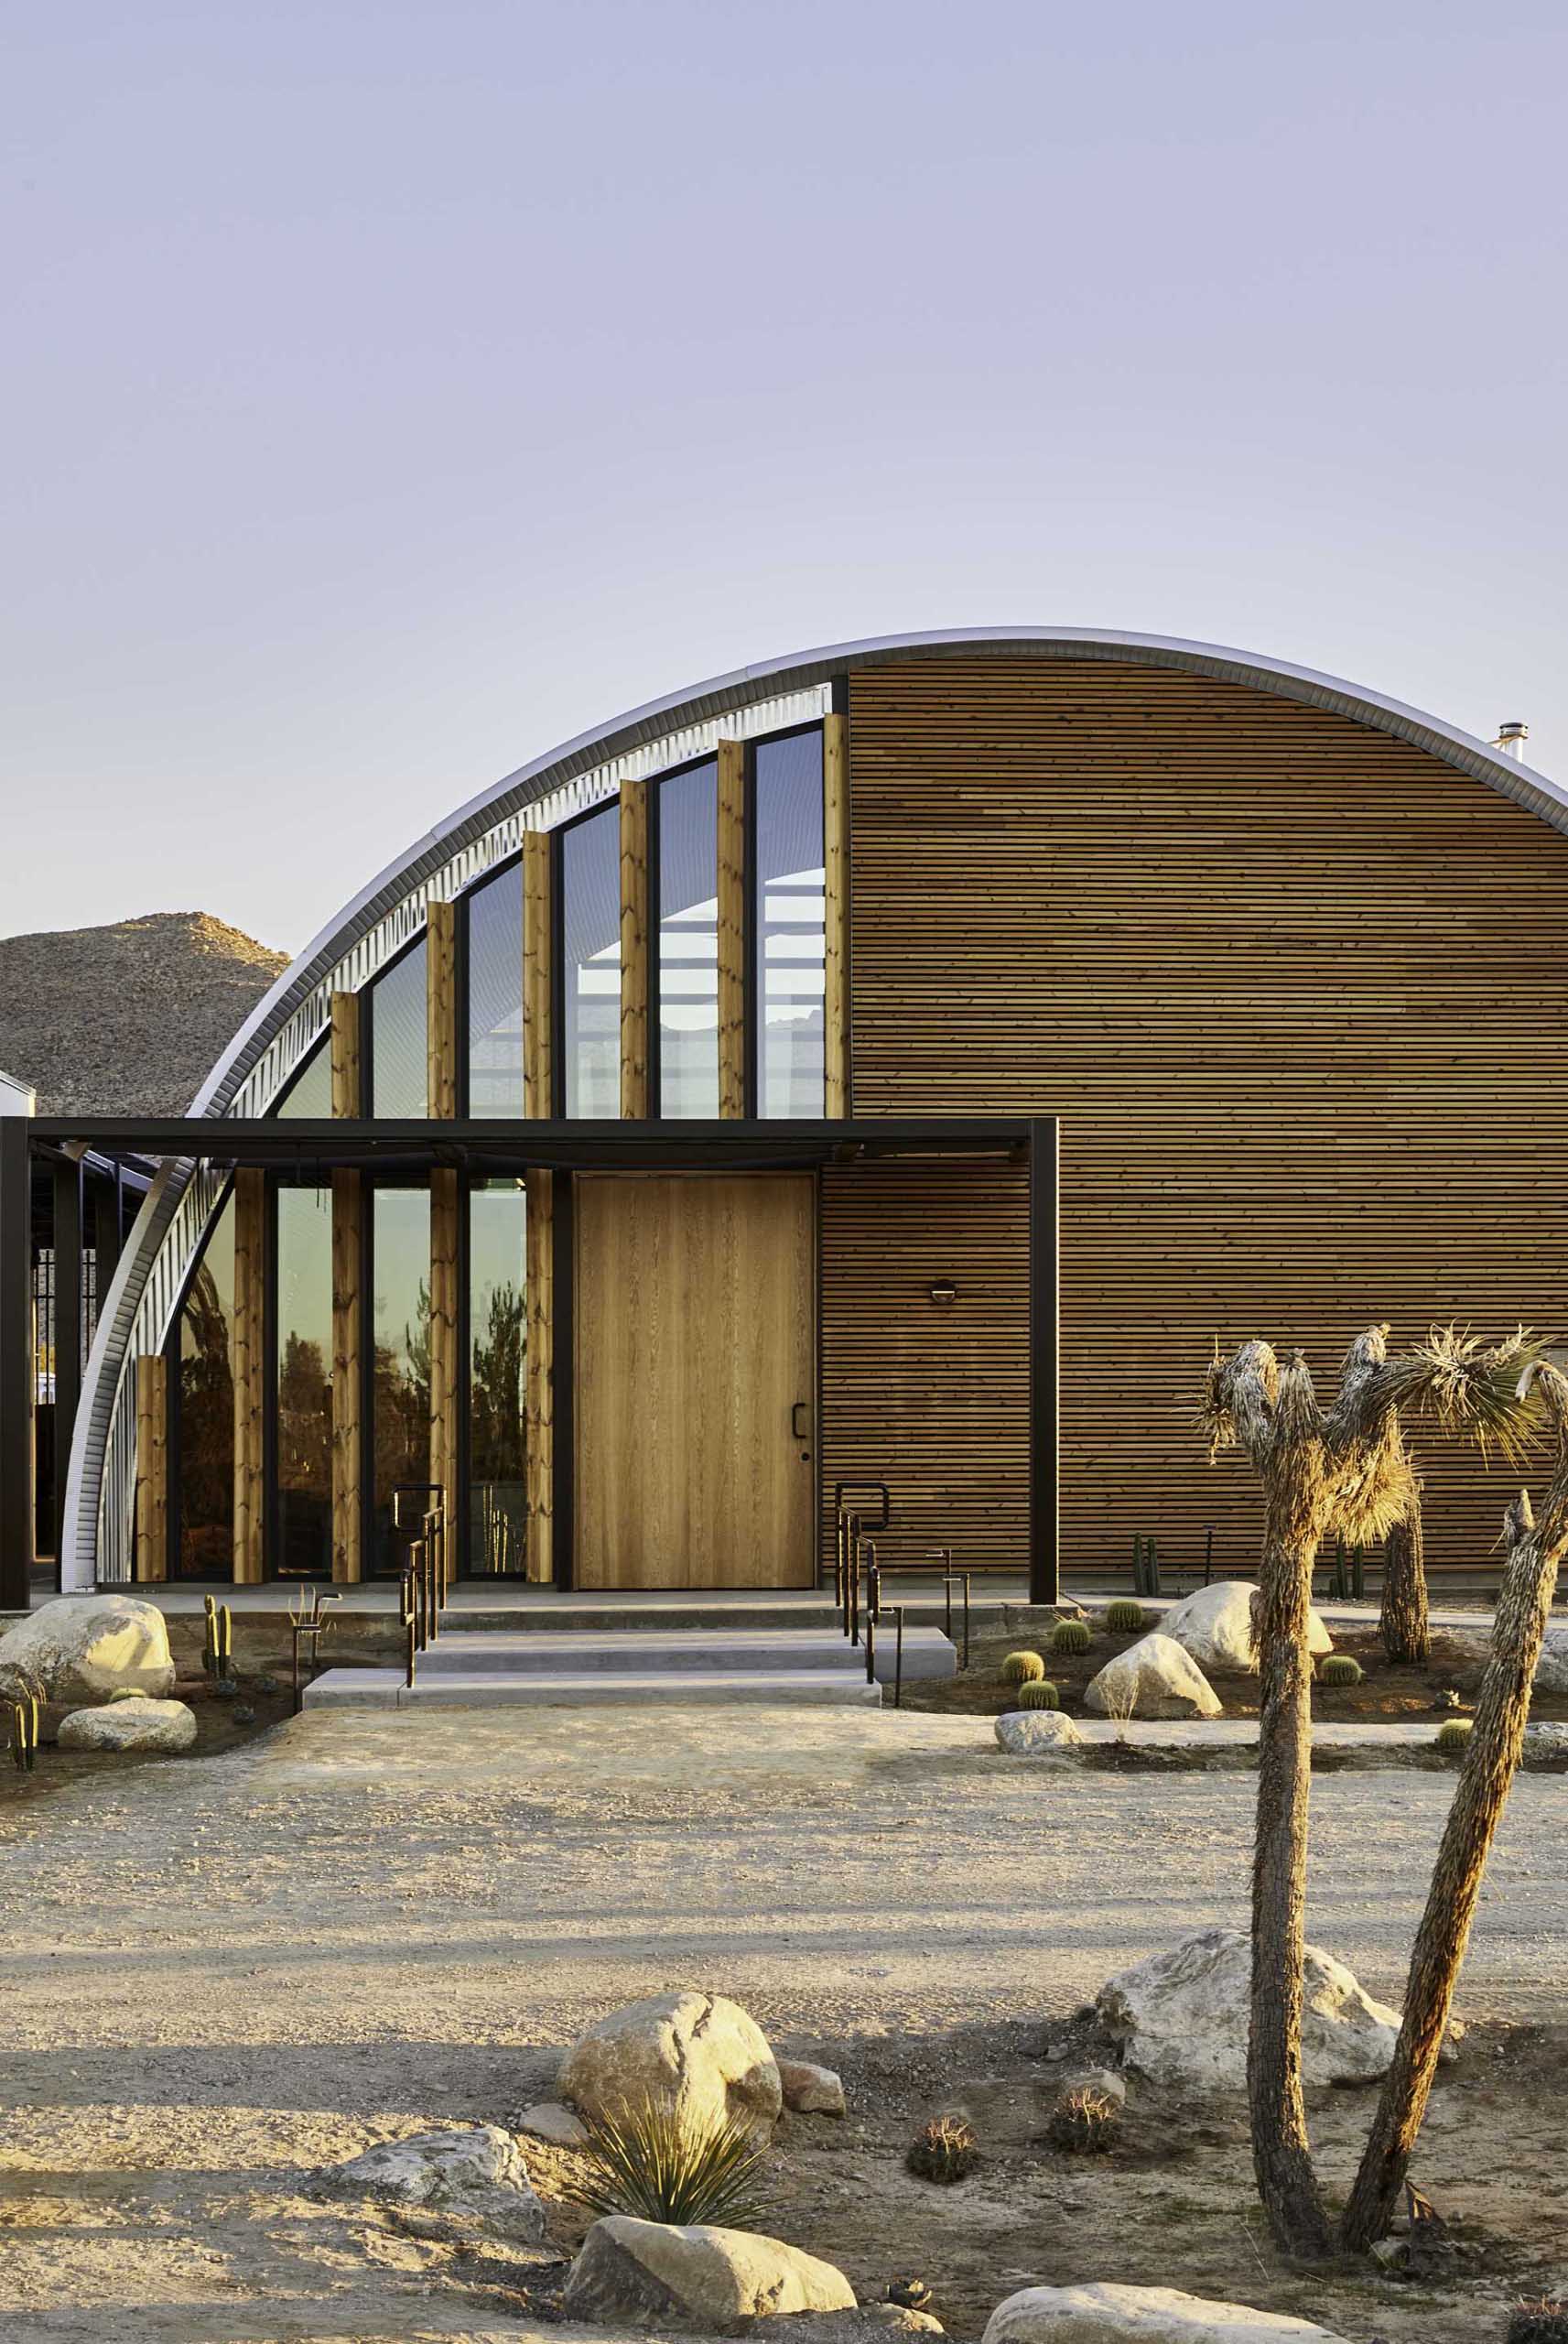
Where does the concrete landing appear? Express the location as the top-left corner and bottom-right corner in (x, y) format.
(306, 1666), (885, 1709)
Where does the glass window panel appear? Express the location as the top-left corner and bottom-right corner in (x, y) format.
(468, 863), (524, 1118)
(275, 1186), (333, 1579)
(276, 1041), (333, 1118)
(469, 1180), (527, 1575)
(657, 759), (719, 1119)
(753, 730), (826, 1119)
(561, 807), (621, 1118)
(175, 1191), (235, 1579)
(371, 1187), (430, 1575)
(371, 940), (428, 1116)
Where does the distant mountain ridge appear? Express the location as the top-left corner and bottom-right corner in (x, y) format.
(0, 912), (289, 1117)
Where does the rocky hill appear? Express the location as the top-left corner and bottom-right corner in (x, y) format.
(0, 913), (289, 1116)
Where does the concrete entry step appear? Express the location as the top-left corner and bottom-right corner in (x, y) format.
(304, 1666), (884, 1709)
(411, 1626), (957, 1680)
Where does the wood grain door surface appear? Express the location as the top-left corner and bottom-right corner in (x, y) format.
(574, 1174), (815, 1589)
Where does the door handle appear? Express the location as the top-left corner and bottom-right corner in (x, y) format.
(791, 1400), (810, 1441)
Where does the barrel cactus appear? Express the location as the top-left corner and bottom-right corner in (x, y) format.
(1318, 1655), (1364, 1687)
(1051, 1618), (1091, 1656)
(1046, 2086), (1120, 2155)
(906, 2114), (979, 2184)
(1105, 1600), (1145, 1633)
(1435, 1718), (1475, 1754)
(1017, 1679), (1062, 1711)
(1507, 2302), (1568, 2344)
(1000, 1650), (1045, 1686)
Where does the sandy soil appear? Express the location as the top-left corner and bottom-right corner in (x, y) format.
(2, 1705), (1565, 2343)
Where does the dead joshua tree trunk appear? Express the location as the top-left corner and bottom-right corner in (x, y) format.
(1379, 1448), (1430, 1666)
(1203, 1322), (1540, 2263)
(1342, 1375), (1568, 2250)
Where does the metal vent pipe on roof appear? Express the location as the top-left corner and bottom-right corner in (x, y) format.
(1494, 720), (1529, 759)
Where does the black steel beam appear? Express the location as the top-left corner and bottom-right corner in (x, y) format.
(1, 1117), (33, 1609)
(51, 1156), (82, 1593)
(1028, 1117), (1060, 1606)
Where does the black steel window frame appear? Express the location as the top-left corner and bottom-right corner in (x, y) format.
(647, 745), (723, 1121)
(745, 718), (826, 1123)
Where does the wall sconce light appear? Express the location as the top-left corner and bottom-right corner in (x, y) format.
(928, 1277), (958, 1306)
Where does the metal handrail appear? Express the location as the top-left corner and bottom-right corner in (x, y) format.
(397, 1493), (449, 1690)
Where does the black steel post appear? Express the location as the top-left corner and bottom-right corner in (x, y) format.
(0, 1117), (32, 1612)
(1027, 1117), (1059, 1604)
(51, 1157), (82, 1591)
(893, 1605), (904, 1709)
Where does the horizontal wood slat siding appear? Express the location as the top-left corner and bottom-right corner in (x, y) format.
(848, 656), (1568, 1581)
(819, 1159), (1030, 1573)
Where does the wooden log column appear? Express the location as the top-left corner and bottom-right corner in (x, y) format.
(523, 830), (554, 1119)
(524, 1167), (554, 1580)
(134, 1353), (168, 1581)
(330, 991), (363, 1583)
(427, 898), (460, 1119)
(231, 1168), (266, 1584)
(824, 710), (850, 1116)
(717, 737), (746, 1117)
(620, 778), (651, 1117)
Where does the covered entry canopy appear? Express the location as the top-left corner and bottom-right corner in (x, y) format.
(0, 1115), (1059, 1607)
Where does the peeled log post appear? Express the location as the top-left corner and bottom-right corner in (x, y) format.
(1342, 1405), (1567, 2250)
(1379, 1456), (1430, 1666)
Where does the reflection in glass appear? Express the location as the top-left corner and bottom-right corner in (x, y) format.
(754, 729), (826, 1118)
(275, 1186), (333, 1577)
(372, 1187), (431, 1575)
(657, 760), (719, 1117)
(175, 1191), (235, 1579)
(469, 1181), (526, 1574)
(561, 807), (621, 1117)
(276, 1041), (333, 1118)
(468, 863), (524, 1117)
(371, 940), (428, 1116)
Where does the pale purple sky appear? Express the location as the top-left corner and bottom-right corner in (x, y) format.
(5, 2), (1565, 953)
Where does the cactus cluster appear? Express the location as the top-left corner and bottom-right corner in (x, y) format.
(1318, 1655), (1364, 1687)
(906, 2114), (979, 2184)
(1046, 2086), (1120, 2156)
(1435, 1718), (1475, 1754)
(1105, 1600), (1145, 1634)
(1000, 1650), (1045, 1687)
(1050, 1618), (1092, 1656)
(1016, 1679), (1062, 1711)
(1508, 2303), (1568, 2344)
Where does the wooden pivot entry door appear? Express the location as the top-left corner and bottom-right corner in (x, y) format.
(575, 1174), (816, 1588)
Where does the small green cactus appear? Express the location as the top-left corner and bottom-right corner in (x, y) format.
(906, 2114), (979, 2184)
(1318, 1655), (1364, 1687)
(1017, 1679), (1062, 1710)
(1105, 1600), (1145, 1634)
(1000, 1650), (1045, 1686)
(1435, 1717), (1475, 1754)
(1046, 2086), (1120, 2155)
(1050, 1618), (1091, 1656)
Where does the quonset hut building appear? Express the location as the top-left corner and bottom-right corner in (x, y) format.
(5, 628), (1566, 1612)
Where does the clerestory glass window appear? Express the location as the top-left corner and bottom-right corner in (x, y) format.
(275, 1040), (332, 1118)
(753, 730), (826, 1118)
(656, 760), (719, 1118)
(467, 862), (524, 1117)
(561, 805), (621, 1117)
(371, 939), (428, 1117)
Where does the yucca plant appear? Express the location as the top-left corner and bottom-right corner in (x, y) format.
(1105, 1600), (1145, 1633)
(1000, 1650), (1045, 1686)
(1435, 1718), (1474, 1754)
(1318, 1655), (1363, 1688)
(568, 2097), (771, 2230)
(1051, 1619), (1091, 1655)
(1017, 1679), (1061, 1710)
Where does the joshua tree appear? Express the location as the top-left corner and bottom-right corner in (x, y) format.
(1379, 1441), (1431, 1666)
(1202, 1324), (1540, 2258)
(1342, 1367), (1568, 2248)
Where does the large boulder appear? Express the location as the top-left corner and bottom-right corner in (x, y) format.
(1085, 1634), (1222, 1721)
(57, 1698), (196, 1754)
(1535, 1627), (1568, 1694)
(1096, 1927), (1401, 2091)
(995, 1709), (1085, 1759)
(318, 2125), (546, 2239)
(0, 1595), (175, 1705)
(559, 1991), (782, 2137)
(982, 2282), (1351, 2342)
(564, 2215), (856, 2325)
(1159, 1582), (1332, 1677)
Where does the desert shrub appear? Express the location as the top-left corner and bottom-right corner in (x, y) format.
(569, 2097), (770, 2230)
(1046, 2087), (1120, 2155)
(1508, 2302), (1568, 2344)
(1318, 1655), (1364, 1687)
(1105, 1600), (1145, 1633)
(1436, 1718), (1475, 1754)
(1017, 1679), (1062, 1710)
(1050, 1618), (1092, 1656)
(906, 2114), (979, 2184)
(1000, 1650), (1045, 1686)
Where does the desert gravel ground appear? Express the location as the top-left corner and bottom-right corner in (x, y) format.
(1, 1706), (1564, 2342)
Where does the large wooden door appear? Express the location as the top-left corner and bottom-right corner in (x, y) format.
(574, 1174), (816, 1588)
